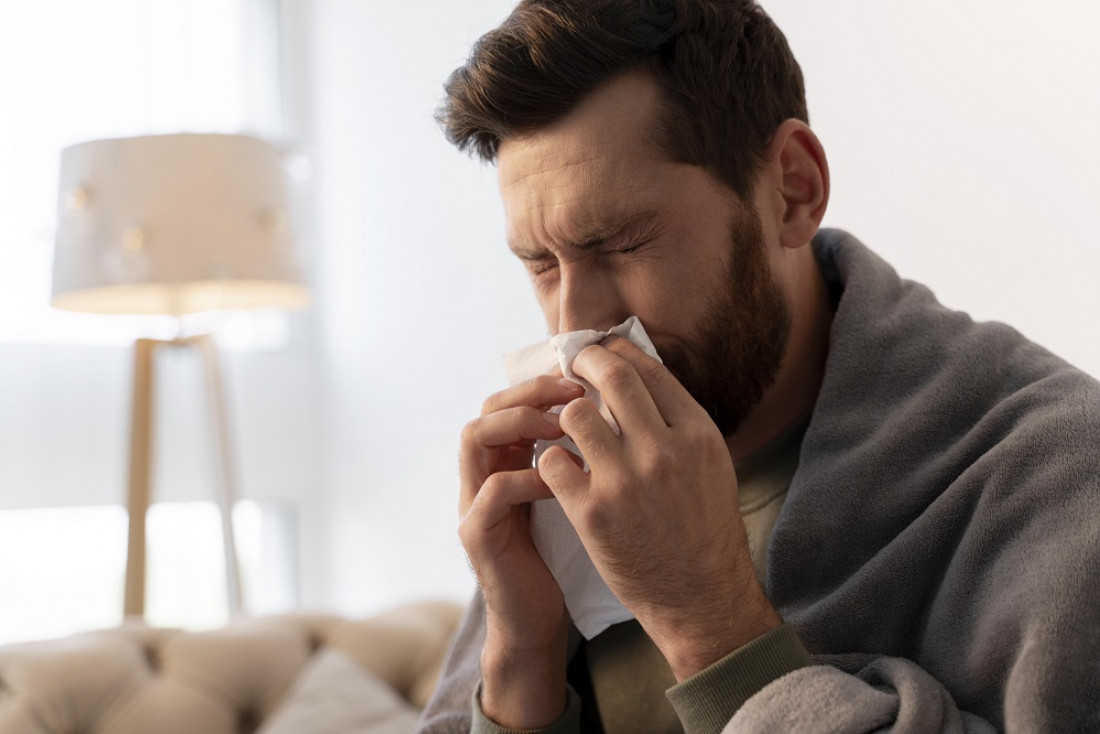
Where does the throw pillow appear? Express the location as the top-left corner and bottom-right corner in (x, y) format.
(258, 648), (421, 734)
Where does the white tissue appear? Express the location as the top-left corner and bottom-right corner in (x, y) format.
(502, 316), (663, 639)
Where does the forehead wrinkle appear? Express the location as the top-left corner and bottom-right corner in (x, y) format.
(570, 208), (661, 248)
(507, 205), (661, 258)
(503, 159), (659, 234)
(503, 177), (607, 256)
(499, 153), (609, 190)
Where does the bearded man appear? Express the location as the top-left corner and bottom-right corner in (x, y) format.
(418, 1), (1100, 732)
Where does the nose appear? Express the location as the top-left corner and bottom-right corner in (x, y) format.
(556, 261), (628, 334)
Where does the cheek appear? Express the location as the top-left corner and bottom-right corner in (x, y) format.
(624, 260), (715, 337)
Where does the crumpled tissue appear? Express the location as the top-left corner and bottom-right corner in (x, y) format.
(502, 316), (662, 639)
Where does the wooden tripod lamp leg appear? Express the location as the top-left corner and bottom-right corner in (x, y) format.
(124, 339), (158, 618)
(194, 334), (244, 618)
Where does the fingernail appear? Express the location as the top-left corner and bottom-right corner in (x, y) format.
(543, 410), (560, 424)
(558, 378), (582, 390)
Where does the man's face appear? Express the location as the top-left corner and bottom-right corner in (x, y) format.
(497, 72), (791, 435)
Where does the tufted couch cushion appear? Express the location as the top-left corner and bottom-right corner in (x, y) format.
(0, 600), (464, 734)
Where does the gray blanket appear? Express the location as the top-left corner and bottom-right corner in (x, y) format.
(419, 229), (1100, 733)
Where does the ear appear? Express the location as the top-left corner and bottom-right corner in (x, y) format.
(762, 119), (830, 250)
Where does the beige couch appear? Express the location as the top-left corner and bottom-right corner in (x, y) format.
(0, 600), (464, 734)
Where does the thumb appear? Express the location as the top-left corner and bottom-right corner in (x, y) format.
(537, 444), (589, 504)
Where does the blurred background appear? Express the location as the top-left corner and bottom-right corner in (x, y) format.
(0, 0), (1097, 644)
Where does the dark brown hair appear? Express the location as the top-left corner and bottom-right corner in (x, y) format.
(438, 0), (808, 199)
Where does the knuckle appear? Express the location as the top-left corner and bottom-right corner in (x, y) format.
(600, 362), (635, 390)
(516, 404), (544, 428)
(461, 478), (499, 529)
(535, 447), (555, 474)
(580, 499), (613, 536)
(637, 359), (665, 385)
(457, 514), (480, 550)
(698, 423), (725, 450)
(558, 398), (590, 428)
(480, 389), (507, 416)
(480, 471), (506, 497)
(647, 444), (679, 474)
(459, 419), (481, 446)
(680, 414), (715, 443)
(678, 421), (706, 445)
(457, 513), (472, 541)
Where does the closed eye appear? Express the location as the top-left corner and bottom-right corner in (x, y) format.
(525, 256), (558, 277)
(607, 238), (650, 255)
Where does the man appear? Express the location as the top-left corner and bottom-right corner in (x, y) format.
(419, 1), (1100, 732)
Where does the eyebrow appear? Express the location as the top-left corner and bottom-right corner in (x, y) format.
(508, 209), (660, 259)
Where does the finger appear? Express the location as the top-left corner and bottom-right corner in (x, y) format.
(459, 408), (564, 510)
(481, 374), (584, 417)
(465, 446), (538, 517)
(557, 396), (620, 470)
(467, 406), (564, 450)
(570, 343), (669, 434)
(597, 336), (700, 427)
(460, 468), (554, 540)
(537, 445), (591, 504)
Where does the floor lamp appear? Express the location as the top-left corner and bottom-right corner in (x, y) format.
(50, 133), (309, 619)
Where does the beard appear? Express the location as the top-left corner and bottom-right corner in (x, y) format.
(656, 205), (792, 437)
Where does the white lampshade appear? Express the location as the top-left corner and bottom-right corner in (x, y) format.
(52, 133), (308, 315)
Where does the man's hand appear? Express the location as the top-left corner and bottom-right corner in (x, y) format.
(458, 375), (584, 728)
(537, 337), (782, 681)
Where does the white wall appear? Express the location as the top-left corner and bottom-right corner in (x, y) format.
(0, 336), (320, 511)
(289, 0), (1099, 616)
(766, 0), (1100, 377)
(285, 0), (541, 613)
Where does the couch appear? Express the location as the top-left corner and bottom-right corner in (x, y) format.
(0, 600), (464, 734)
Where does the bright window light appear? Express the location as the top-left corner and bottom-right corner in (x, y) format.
(0, 500), (298, 645)
(0, 506), (127, 644)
